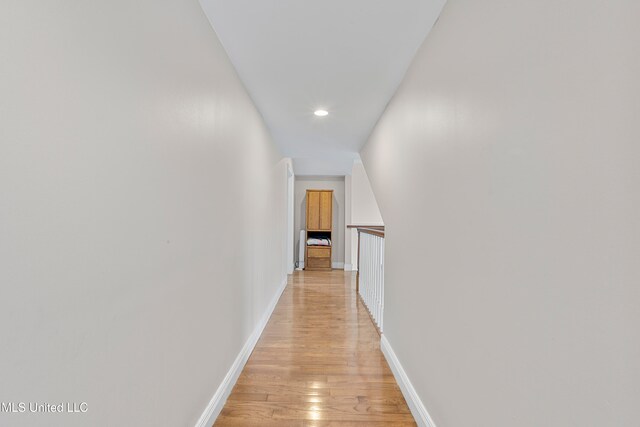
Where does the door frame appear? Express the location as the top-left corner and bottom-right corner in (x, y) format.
(286, 163), (294, 274)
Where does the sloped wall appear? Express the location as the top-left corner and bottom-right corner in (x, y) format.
(361, 1), (640, 425)
(347, 161), (384, 269)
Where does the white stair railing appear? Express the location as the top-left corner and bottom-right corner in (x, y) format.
(357, 229), (384, 332)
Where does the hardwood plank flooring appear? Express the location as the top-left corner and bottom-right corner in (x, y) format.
(214, 270), (415, 426)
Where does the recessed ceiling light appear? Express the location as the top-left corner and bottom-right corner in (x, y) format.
(314, 109), (329, 117)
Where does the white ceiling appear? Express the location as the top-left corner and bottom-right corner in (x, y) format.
(200, 0), (445, 175)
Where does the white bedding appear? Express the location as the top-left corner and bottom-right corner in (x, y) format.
(307, 238), (331, 246)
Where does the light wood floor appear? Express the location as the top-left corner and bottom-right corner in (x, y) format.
(214, 270), (416, 426)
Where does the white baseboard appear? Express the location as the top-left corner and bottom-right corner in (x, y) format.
(332, 262), (344, 269)
(195, 277), (288, 427)
(380, 335), (437, 427)
(343, 263), (353, 271)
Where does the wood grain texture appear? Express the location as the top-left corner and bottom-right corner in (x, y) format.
(215, 271), (415, 426)
(307, 191), (321, 231)
(307, 247), (331, 258)
(306, 257), (332, 270)
(319, 191), (333, 231)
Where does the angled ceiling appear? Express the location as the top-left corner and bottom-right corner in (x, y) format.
(200, 0), (445, 175)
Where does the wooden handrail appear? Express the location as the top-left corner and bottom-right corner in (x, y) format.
(347, 225), (385, 238)
(347, 224), (384, 230)
(358, 228), (384, 238)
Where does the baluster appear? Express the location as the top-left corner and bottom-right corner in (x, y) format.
(374, 236), (378, 325)
(380, 238), (384, 331)
(374, 235), (379, 325)
(366, 234), (370, 310)
(368, 235), (372, 312)
(378, 236), (382, 327)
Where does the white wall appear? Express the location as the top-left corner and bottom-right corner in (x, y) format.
(0, 1), (288, 426)
(294, 176), (345, 268)
(361, 1), (640, 426)
(347, 160), (384, 269)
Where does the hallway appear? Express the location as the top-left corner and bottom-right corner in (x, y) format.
(215, 271), (415, 426)
(3, 1), (638, 426)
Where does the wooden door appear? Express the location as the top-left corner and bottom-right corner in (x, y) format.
(307, 191), (320, 230)
(319, 191), (332, 230)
